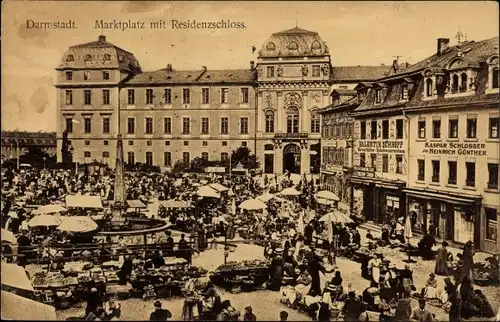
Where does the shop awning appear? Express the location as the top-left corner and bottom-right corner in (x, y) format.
(350, 176), (405, 189)
(1, 290), (56, 320)
(127, 200), (146, 209)
(65, 195), (103, 208)
(159, 200), (191, 208)
(402, 188), (482, 205)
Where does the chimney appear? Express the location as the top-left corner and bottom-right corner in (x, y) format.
(393, 59), (399, 71)
(166, 64), (172, 72)
(98, 35), (106, 42)
(437, 38), (450, 55)
(250, 61), (255, 70)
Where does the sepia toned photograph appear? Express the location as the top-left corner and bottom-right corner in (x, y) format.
(1, 1), (499, 320)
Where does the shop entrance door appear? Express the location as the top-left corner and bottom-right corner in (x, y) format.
(363, 184), (375, 222)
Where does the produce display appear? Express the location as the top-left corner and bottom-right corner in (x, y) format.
(213, 260), (270, 275)
(32, 272), (78, 288)
(211, 260), (271, 289)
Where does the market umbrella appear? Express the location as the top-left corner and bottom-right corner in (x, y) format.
(316, 190), (340, 201)
(57, 216), (98, 233)
(32, 204), (67, 215)
(1, 290), (56, 320)
(196, 185), (221, 198)
(1, 262), (34, 292)
(279, 187), (301, 196)
(28, 214), (62, 227)
(1, 228), (17, 244)
(256, 193), (275, 203)
(239, 198), (267, 211)
(319, 211), (354, 224)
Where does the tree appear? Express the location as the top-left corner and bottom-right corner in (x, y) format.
(20, 147), (56, 168)
(172, 160), (189, 173)
(230, 146), (259, 170)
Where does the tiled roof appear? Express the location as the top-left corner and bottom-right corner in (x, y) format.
(332, 66), (391, 82)
(126, 69), (255, 85)
(318, 96), (359, 114)
(331, 89), (357, 96)
(70, 39), (134, 55)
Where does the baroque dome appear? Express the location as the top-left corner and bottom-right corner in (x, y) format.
(259, 27), (329, 58)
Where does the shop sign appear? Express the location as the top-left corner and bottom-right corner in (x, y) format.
(353, 170), (375, 178)
(358, 140), (405, 154)
(422, 142), (487, 156)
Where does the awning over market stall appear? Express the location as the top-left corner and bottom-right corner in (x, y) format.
(238, 198), (267, 211)
(197, 185), (221, 198)
(65, 195), (103, 209)
(279, 187), (301, 196)
(1, 262), (34, 292)
(1, 290), (56, 320)
(159, 199), (191, 209)
(127, 200), (146, 209)
(32, 204), (67, 215)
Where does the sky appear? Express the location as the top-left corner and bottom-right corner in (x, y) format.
(1, 0), (498, 132)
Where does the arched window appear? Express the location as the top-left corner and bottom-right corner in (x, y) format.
(286, 106), (299, 133)
(201, 152), (209, 161)
(266, 42), (276, 51)
(66, 54), (74, 62)
(84, 54), (92, 62)
(311, 41), (322, 51)
(452, 74), (459, 92)
(460, 73), (468, 92)
(103, 54), (111, 61)
(265, 110), (275, 133)
(288, 42), (298, 51)
(493, 67), (499, 89)
(426, 78), (434, 97)
(182, 152), (190, 165)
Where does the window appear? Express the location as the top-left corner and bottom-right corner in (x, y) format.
(145, 117), (153, 134)
(164, 152), (171, 166)
(493, 67), (499, 89)
(201, 118), (209, 134)
(202, 88), (210, 104)
(359, 153), (366, 167)
(370, 121), (377, 139)
(84, 151), (91, 158)
(333, 96), (340, 106)
(488, 163), (499, 189)
(221, 152), (229, 162)
(240, 117), (248, 134)
(128, 140), (134, 146)
(425, 78), (433, 97)
(460, 73), (467, 92)
(127, 89), (135, 105)
(182, 89), (190, 104)
(182, 152), (190, 164)
(146, 89), (154, 104)
(287, 107), (299, 134)
(448, 161), (457, 185)
(182, 117), (190, 134)
(401, 84), (409, 100)
(102, 71), (110, 80)
(201, 152), (209, 161)
(164, 89), (171, 104)
(466, 117), (477, 138)
(418, 119), (426, 138)
(65, 118), (73, 133)
(486, 208), (497, 241)
(65, 90), (73, 105)
(222, 141), (228, 147)
(396, 119), (404, 139)
(382, 154), (389, 173)
(203, 141), (208, 146)
(221, 88), (229, 104)
(312, 65), (321, 77)
(102, 151), (109, 158)
(147, 140), (152, 146)
(265, 111), (275, 133)
(103, 54), (111, 61)
(102, 118), (110, 134)
(102, 89), (110, 105)
(432, 160), (440, 183)
(221, 117), (229, 134)
(165, 141), (170, 146)
(382, 120), (389, 139)
(489, 116), (499, 138)
(370, 154), (377, 172)
(84, 71), (90, 80)
(451, 74), (459, 93)
(465, 162), (475, 187)
(103, 140), (108, 146)
(127, 118), (135, 134)
(84, 90), (91, 105)
(417, 159), (425, 181)
(163, 118), (171, 134)
(242, 141), (247, 147)
(396, 155), (403, 174)
(357, 91), (366, 102)
(266, 66), (275, 78)
(375, 89), (382, 104)
(360, 121), (366, 139)
(432, 119), (441, 139)
(66, 71), (73, 81)
(66, 55), (74, 62)
(311, 115), (320, 133)
(127, 152), (135, 165)
(449, 119), (459, 138)
(84, 118), (91, 133)
(241, 88), (249, 104)
(265, 144), (274, 151)
(85, 140), (90, 146)
(146, 152), (153, 166)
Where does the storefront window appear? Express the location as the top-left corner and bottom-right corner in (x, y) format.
(486, 208), (497, 241)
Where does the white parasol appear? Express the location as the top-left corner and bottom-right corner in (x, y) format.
(1, 228), (17, 244)
(238, 198), (267, 211)
(28, 214), (62, 227)
(319, 211), (354, 224)
(279, 187), (301, 196)
(316, 190), (340, 201)
(32, 204), (67, 215)
(1, 262), (34, 292)
(196, 185), (221, 198)
(57, 216), (98, 233)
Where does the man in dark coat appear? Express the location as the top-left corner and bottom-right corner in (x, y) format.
(85, 288), (103, 316)
(461, 241), (474, 281)
(269, 248), (284, 291)
(434, 241), (449, 276)
(149, 301), (172, 321)
(306, 248), (325, 295)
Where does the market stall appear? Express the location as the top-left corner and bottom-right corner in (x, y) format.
(210, 260), (270, 292)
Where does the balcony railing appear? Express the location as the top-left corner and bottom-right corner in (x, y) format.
(432, 176), (440, 183)
(465, 180), (475, 187)
(448, 178), (457, 185)
(274, 132), (309, 139)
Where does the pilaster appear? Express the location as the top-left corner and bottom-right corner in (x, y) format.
(277, 91), (284, 133)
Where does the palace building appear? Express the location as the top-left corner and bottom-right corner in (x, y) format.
(56, 29), (385, 175)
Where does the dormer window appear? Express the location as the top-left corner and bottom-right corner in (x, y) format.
(493, 67), (499, 89)
(288, 42), (298, 51)
(84, 54), (93, 62)
(375, 89), (383, 104)
(358, 91), (366, 102)
(401, 84), (409, 100)
(103, 54), (111, 61)
(66, 54), (74, 62)
(487, 56), (499, 94)
(425, 78), (434, 97)
(266, 42), (276, 51)
(333, 96), (340, 106)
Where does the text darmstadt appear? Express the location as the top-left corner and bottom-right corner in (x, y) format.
(26, 19), (77, 29)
